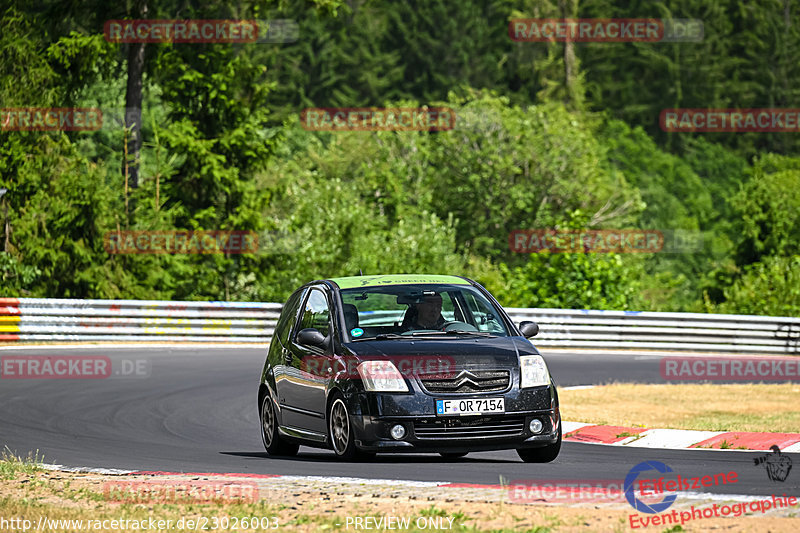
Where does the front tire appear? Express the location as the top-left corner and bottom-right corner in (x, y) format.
(328, 395), (373, 460)
(328, 396), (358, 459)
(517, 425), (561, 463)
(260, 394), (299, 457)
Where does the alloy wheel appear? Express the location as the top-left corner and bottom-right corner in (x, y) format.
(330, 398), (350, 455)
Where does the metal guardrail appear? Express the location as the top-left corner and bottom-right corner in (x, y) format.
(506, 308), (800, 354)
(1, 298), (798, 353)
(0, 298), (280, 343)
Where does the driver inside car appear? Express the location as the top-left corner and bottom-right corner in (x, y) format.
(403, 292), (446, 330)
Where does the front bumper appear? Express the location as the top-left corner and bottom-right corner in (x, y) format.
(347, 385), (559, 453)
(352, 411), (560, 453)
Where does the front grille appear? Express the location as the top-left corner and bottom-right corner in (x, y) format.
(419, 369), (510, 394)
(413, 416), (525, 440)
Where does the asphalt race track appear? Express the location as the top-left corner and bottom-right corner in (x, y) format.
(0, 346), (797, 498)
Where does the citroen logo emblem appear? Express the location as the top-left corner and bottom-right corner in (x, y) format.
(453, 370), (481, 388)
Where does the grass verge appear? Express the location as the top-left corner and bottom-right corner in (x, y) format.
(560, 383), (800, 432)
(0, 457), (797, 532)
(0, 446), (43, 480)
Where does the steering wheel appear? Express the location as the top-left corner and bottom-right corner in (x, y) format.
(440, 321), (479, 332)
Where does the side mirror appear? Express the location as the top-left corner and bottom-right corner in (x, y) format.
(518, 321), (539, 338)
(297, 328), (328, 348)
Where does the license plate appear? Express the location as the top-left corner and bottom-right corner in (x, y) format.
(435, 397), (505, 416)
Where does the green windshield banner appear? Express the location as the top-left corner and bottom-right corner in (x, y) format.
(331, 274), (470, 289)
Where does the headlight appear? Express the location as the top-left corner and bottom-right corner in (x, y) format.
(520, 355), (550, 388)
(357, 360), (409, 392)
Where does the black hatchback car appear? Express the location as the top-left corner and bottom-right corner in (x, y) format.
(258, 274), (561, 462)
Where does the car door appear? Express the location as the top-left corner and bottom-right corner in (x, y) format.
(272, 288), (305, 423)
(281, 287), (334, 435)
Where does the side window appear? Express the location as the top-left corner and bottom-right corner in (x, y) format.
(297, 289), (331, 338)
(463, 292), (505, 333)
(275, 289), (304, 347)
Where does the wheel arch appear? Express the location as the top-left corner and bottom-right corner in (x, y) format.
(258, 383), (268, 415)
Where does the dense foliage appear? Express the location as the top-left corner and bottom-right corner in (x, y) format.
(1, 0), (798, 316)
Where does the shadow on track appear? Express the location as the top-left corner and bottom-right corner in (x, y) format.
(219, 451), (520, 464)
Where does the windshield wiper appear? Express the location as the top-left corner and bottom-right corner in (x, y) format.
(356, 333), (407, 341)
(405, 330), (495, 338)
(443, 330), (495, 337)
(356, 331), (497, 341)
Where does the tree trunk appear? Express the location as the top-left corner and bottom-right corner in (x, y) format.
(123, 0), (147, 190)
(559, 0), (581, 109)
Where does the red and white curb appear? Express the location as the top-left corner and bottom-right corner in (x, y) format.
(562, 421), (800, 452)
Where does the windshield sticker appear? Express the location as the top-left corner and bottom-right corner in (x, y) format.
(350, 328), (364, 338)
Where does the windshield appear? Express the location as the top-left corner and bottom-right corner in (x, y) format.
(339, 283), (510, 340)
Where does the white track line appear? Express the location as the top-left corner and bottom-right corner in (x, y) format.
(624, 429), (725, 449)
(562, 421), (594, 434)
(40, 463), (137, 475)
(563, 439), (782, 453)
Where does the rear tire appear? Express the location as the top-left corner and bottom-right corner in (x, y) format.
(260, 394), (299, 457)
(439, 452), (468, 459)
(517, 425), (561, 463)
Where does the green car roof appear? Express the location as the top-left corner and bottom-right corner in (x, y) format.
(329, 274), (471, 289)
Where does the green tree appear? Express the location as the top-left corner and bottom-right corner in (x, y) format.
(493, 252), (645, 309)
(424, 93), (643, 262)
(730, 153), (800, 266)
(716, 255), (800, 316)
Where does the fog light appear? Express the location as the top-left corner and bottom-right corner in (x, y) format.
(390, 424), (406, 440)
(529, 419), (543, 434)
